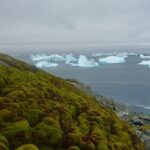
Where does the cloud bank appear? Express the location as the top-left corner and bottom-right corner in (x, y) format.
(0, 0), (150, 49)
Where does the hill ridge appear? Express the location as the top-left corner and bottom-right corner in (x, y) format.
(0, 53), (145, 150)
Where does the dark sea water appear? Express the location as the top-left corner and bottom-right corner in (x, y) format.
(12, 50), (150, 114)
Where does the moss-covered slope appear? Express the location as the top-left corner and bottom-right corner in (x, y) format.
(0, 53), (145, 150)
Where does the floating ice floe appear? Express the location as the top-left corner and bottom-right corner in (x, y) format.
(69, 55), (99, 67)
(92, 52), (137, 57)
(138, 60), (150, 67)
(36, 61), (58, 68)
(30, 54), (65, 62)
(65, 54), (78, 64)
(99, 56), (125, 64)
(92, 52), (117, 57)
(139, 54), (150, 59)
(49, 54), (65, 61)
(31, 54), (51, 61)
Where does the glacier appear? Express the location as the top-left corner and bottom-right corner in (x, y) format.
(36, 61), (58, 68)
(99, 56), (126, 64)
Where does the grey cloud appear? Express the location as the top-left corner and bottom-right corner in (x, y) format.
(0, 0), (150, 49)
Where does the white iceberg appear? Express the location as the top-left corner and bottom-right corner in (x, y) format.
(31, 54), (51, 61)
(69, 55), (99, 67)
(36, 61), (58, 68)
(78, 55), (99, 67)
(138, 60), (150, 67)
(139, 54), (150, 59)
(30, 54), (65, 62)
(49, 54), (65, 61)
(92, 52), (137, 57)
(99, 56), (125, 64)
(65, 54), (78, 64)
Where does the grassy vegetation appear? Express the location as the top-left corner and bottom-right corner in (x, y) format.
(0, 53), (145, 150)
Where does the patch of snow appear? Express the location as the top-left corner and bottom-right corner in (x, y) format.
(36, 61), (58, 68)
(99, 56), (126, 64)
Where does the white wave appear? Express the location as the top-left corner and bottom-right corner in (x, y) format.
(139, 54), (150, 59)
(36, 61), (58, 68)
(135, 104), (150, 110)
(138, 60), (150, 67)
(99, 56), (125, 64)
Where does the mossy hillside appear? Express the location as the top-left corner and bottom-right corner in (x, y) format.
(0, 53), (145, 150)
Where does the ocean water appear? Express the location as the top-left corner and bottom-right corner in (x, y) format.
(13, 51), (150, 114)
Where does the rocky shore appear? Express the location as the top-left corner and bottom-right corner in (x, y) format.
(68, 79), (150, 150)
(99, 97), (150, 150)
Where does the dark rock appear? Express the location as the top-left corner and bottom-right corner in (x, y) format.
(132, 117), (144, 126)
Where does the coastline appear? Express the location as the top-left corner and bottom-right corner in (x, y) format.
(67, 78), (150, 149)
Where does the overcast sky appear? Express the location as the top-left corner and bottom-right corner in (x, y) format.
(0, 0), (150, 51)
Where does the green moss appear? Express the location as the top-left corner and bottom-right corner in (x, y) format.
(40, 146), (55, 150)
(15, 144), (39, 150)
(0, 142), (9, 150)
(67, 130), (83, 146)
(0, 53), (145, 150)
(113, 142), (129, 150)
(83, 141), (95, 150)
(0, 109), (12, 121)
(2, 120), (30, 148)
(2, 120), (30, 138)
(139, 125), (150, 132)
(25, 109), (41, 126)
(34, 121), (62, 147)
(67, 146), (80, 150)
(97, 143), (109, 150)
(0, 134), (9, 148)
(91, 127), (107, 142)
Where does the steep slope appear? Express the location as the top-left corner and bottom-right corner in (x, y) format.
(0, 53), (145, 150)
